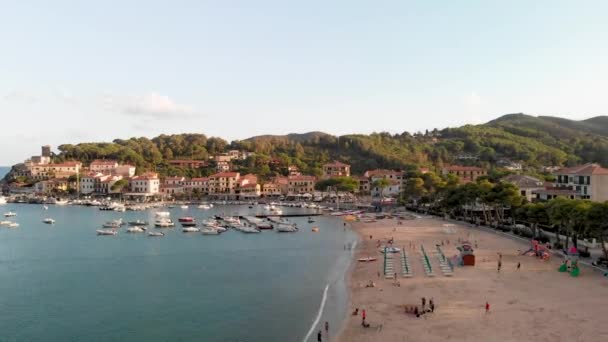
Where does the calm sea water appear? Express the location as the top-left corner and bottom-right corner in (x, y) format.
(0, 204), (357, 342)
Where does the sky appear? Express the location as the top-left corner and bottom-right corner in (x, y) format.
(1, 0), (607, 165)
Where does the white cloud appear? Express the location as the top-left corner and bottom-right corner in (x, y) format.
(101, 92), (195, 118)
(2, 90), (39, 104)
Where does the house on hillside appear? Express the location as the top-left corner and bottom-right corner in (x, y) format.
(501, 174), (545, 202)
(441, 165), (486, 183)
(322, 161), (350, 178)
(551, 163), (608, 201)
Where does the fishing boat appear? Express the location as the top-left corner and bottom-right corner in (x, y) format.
(154, 218), (175, 228)
(43, 218), (55, 224)
(127, 227), (146, 233)
(128, 220), (148, 226)
(148, 231), (164, 237)
(182, 227), (200, 233)
(4, 211), (17, 217)
(96, 229), (117, 236)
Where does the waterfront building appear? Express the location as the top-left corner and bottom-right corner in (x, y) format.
(322, 161), (351, 178)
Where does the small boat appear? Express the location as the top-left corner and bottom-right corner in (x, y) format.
(307, 217), (315, 223)
(148, 231), (165, 237)
(7, 222), (19, 228)
(182, 227), (200, 233)
(311, 227), (319, 232)
(155, 211), (170, 218)
(128, 220), (148, 226)
(155, 219), (175, 228)
(178, 217), (195, 223)
(168, 205), (175, 209)
(0, 220), (11, 225)
(43, 205), (49, 210)
(102, 219), (124, 228)
(201, 227), (220, 235)
(4, 212), (17, 217)
(180, 205), (189, 209)
(198, 204), (211, 210)
(358, 257), (378, 262)
(43, 218), (56, 224)
(55, 199), (69, 205)
(276, 223), (298, 233)
(96, 229), (117, 236)
(181, 222), (197, 227)
(127, 227), (146, 233)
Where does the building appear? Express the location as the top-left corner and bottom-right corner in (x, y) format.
(354, 176), (370, 194)
(30, 162), (82, 180)
(216, 161), (231, 172)
(115, 164), (136, 177)
(262, 182), (282, 197)
(501, 174), (545, 202)
(288, 165), (301, 176)
(90, 159), (119, 174)
(208, 172), (240, 195)
(441, 165), (486, 183)
(160, 176), (186, 195)
(41, 145), (51, 157)
(129, 172), (160, 195)
(34, 178), (69, 194)
(322, 161), (351, 178)
(533, 188), (578, 201)
(287, 175), (316, 195)
(236, 174), (261, 198)
(184, 177), (210, 195)
(168, 159), (208, 169)
(552, 163), (608, 201)
(80, 172), (105, 195)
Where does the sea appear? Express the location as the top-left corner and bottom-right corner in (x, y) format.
(0, 204), (357, 341)
(0, 166), (9, 179)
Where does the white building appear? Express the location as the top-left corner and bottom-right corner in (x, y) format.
(129, 173), (160, 195)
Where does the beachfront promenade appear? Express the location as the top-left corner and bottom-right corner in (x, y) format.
(337, 215), (608, 342)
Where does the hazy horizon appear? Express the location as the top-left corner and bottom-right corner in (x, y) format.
(2, 1), (607, 164)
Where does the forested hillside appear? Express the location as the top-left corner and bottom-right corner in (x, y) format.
(9, 113), (608, 179)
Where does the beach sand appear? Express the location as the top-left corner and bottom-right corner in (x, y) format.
(337, 215), (608, 342)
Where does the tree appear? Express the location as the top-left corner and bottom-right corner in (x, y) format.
(586, 201), (608, 260)
(372, 178), (391, 198)
(111, 179), (129, 192)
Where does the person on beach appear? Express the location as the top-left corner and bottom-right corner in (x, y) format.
(317, 330), (322, 342)
(517, 262), (521, 270)
(369, 235), (372, 240)
(485, 302), (490, 313)
(421, 297), (426, 311)
(429, 298), (435, 312)
(325, 321), (329, 334)
(361, 309), (366, 325)
(414, 306), (419, 317)
(498, 260), (502, 273)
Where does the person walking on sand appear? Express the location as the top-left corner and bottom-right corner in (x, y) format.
(517, 262), (521, 270)
(485, 302), (490, 313)
(317, 330), (322, 342)
(361, 309), (366, 325)
(325, 321), (329, 334)
(429, 298), (435, 313)
(497, 260), (502, 273)
(421, 297), (426, 311)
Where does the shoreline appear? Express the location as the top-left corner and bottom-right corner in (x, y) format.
(337, 214), (608, 341)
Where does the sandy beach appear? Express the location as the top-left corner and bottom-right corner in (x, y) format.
(337, 215), (608, 342)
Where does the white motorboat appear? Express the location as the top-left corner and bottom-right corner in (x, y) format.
(96, 229), (117, 235)
(0, 220), (11, 225)
(0, 196), (7, 204)
(114, 206), (126, 212)
(276, 223), (298, 232)
(180, 205), (189, 209)
(43, 205), (49, 210)
(155, 211), (170, 218)
(198, 204), (211, 210)
(55, 199), (69, 205)
(127, 227), (146, 233)
(4, 212), (17, 217)
(222, 216), (241, 225)
(128, 220), (148, 226)
(102, 219), (124, 228)
(7, 222), (19, 228)
(148, 231), (165, 237)
(43, 218), (55, 224)
(155, 219), (175, 228)
(201, 227), (220, 235)
(232, 224), (261, 233)
(182, 227), (200, 233)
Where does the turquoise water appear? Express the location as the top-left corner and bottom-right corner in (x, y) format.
(0, 204), (357, 341)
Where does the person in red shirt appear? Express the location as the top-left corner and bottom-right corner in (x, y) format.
(485, 302), (490, 313)
(361, 309), (366, 325)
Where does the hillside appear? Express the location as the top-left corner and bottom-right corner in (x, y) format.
(4, 114), (608, 180)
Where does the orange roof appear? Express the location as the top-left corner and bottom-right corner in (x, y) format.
(324, 160), (350, 167)
(288, 175), (316, 181)
(90, 159), (118, 166)
(211, 172), (239, 178)
(190, 177), (209, 182)
(49, 161), (82, 167)
(365, 169), (402, 177)
(556, 163), (608, 176)
(443, 165), (485, 172)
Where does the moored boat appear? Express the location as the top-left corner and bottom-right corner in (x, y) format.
(96, 229), (117, 236)
(4, 211), (17, 217)
(43, 218), (55, 224)
(276, 223), (298, 233)
(128, 220), (148, 226)
(127, 227), (146, 233)
(155, 219), (175, 228)
(178, 217), (195, 223)
(148, 231), (164, 237)
(201, 227), (220, 235)
(182, 227), (200, 233)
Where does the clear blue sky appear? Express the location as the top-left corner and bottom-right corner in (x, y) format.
(1, 0), (607, 164)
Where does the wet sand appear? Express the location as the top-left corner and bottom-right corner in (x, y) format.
(337, 215), (608, 342)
